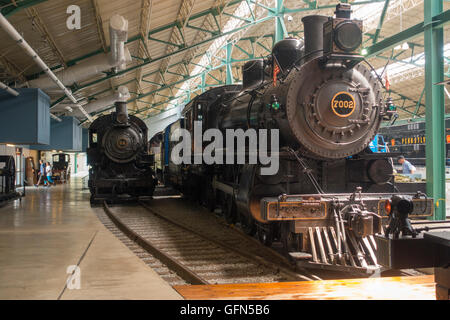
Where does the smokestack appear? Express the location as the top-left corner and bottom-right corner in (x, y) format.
(301, 15), (328, 62)
(115, 101), (128, 124)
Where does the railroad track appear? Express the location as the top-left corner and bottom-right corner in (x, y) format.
(97, 195), (432, 285)
(96, 205), (187, 285)
(100, 201), (318, 286)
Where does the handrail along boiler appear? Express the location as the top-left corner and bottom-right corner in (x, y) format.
(152, 4), (433, 273)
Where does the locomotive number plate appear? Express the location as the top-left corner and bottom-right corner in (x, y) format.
(265, 200), (327, 220)
(331, 91), (355, 118)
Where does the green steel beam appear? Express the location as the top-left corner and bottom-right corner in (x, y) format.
(34, 0), (380, 83)
(282, 0), (385, 14)
(148, 36), (184, 49)
(226, 42), (233, 85)
(372, 0), (390, 44)
(376, 54), (422, 68)
(50, 14), (274, 106)
(185, 23), (219, 35)
(424, 0), (446, 220)
(412, 87), (426, 118)
(234, 43), (253, 58)
(274, 0), (288, 44)
(207, 72), (222, 84)
(201, 72), (206, 93)
(222, 11), (253, 23)
(256, 41), (272, 54)
(36, 0), (395, 111)
(94, 53), (267, 117)
(1, 0), (48, 17)
(389, 89), (425, 113)
(365, 9), (450, 57)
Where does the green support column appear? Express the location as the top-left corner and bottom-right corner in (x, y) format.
(201, 72), (206, 93)
(226, 42), (233, 85)
(424, 0), (446, 220)
(274, 0), (288, 44)
(74, 153), (78, 174)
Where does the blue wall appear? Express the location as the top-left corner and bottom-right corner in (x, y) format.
(30, 116), (82, 151)
(0, 88), (50, 145)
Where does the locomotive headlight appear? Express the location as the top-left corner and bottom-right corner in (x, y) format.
(334, 21), (362, 52)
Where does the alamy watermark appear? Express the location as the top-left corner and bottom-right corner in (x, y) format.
(66, 5), (81, 30)
(66, 265), (81, 290)
(170, 121), (280, 175)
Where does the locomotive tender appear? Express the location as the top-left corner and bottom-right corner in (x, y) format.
(87, 101), (156, 203)
(152, 4), (434, 273)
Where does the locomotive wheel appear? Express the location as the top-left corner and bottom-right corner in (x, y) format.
(281, 223), (301, 252)
(257, 224), (274, 247)
(239, 212), (256, 236)
(222, 194), (237, 224)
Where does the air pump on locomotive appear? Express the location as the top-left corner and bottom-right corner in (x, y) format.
(153, 4), (434, 273)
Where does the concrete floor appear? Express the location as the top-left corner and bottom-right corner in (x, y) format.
(0, 179), (182, 300)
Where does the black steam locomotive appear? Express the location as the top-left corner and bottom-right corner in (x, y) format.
(87, 101), (156, 203)
(151, 4), (434, 273)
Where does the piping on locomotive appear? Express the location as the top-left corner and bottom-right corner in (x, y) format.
(150, 4), (434, 273)
(87, 101), (157, 204)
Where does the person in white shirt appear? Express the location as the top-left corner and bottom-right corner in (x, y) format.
(45, 162), (54, 186)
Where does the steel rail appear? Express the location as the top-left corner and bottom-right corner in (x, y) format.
(102, 202), (208, 285)
(138, 201), (313, 281)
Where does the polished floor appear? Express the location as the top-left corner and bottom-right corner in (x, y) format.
(0, 179), (181, 300)
(174, 275), (435, 300)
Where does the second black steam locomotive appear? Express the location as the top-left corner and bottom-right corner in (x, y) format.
(151, 4), (434, 273)
(87, 101), (156, 203)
